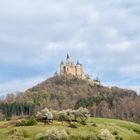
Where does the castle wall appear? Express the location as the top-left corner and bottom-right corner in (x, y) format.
(66, 66), (76, 75)
(76, 65), (84, 78)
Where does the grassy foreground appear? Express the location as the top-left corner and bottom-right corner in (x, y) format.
(0, 118), (140, 140)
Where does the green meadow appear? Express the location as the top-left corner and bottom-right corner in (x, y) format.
(0, 118), (140, 140)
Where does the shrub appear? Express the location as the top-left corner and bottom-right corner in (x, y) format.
(64, 109), (76, 124)
(52, 107), (90, 125)
(52, 109), (75, 123)
(16, 117), (37, 126)
(75, 107), (90, 125)
(57, 110), (67, 122)
(36, 108), (53, 124)
(44, 128), (69, 140)
(98, 129), (115, 140)
(26, 117), (37, 126)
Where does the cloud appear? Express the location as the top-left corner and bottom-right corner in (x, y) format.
(106, 41), (132, 52)
(0, 76), (47, 96)
(0, 0), (140, 95)
(120, 65), (140, 76)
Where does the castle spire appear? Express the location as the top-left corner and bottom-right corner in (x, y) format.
(61, 60), (64, 65)
(77, 60), (80, 65)
(67, 53), (70, 59)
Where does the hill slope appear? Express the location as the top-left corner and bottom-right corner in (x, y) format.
(0, 75), (140, 123)
(28, 75), (137, 109)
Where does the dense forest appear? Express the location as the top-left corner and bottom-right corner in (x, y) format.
(0, 75), (140, 123)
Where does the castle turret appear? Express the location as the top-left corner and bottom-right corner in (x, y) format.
(61, 60), (64, 65)
(76, 60), (84, 79)
(77, 60), (80, 65)
(66, 53), (71, 66)
(60, 60), (65, 76)
(67, 53), (70, 60)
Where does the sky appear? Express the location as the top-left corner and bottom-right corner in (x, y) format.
(0, 0), (140, 96)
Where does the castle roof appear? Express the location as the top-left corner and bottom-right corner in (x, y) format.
(61, 60), (64, 65)
(67, 53), (70, 59)
(76, 60), (82, 65)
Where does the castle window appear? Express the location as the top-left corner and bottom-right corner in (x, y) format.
(64, 66), (66, 73)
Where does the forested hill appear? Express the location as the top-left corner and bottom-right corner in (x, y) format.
(0, 75), (140, 123)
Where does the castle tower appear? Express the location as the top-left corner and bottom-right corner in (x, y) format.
(60, 60), (65, 76)
(67, 53), (70, 60)
(76, 60), (84, 79)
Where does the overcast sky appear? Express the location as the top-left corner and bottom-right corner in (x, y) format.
(0, 0), (140, 96)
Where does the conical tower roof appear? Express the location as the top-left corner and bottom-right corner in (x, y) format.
(67, 53), (70, 59)
(77, 60), (80, 65)
(60, 60), (64, 65)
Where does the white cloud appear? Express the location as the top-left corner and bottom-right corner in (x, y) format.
(120, 65), (140, 76)
(46, 42), (65, 52)
(0, 76), (47, 95)
(0, 0), (140, 95)
(106, 27), (119, 38)
(0, 0), (66, 19)
(106, 41), (132, 52)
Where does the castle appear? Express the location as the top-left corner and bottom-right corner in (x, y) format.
(60, 54), (85, 79)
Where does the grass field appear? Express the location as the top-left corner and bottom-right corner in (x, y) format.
(0, 118), (140, 140)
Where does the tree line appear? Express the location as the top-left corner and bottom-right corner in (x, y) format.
(0, 91), (140, 124)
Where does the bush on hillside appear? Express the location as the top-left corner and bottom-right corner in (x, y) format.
(98, 129), (115, 140)
(36, 108), (53, 124)
(75, 107), (90, 125)
(52, 110), (67, 122)
(52, 107), (90, 125)
(44, 128), (69, 140)
(16, 117), (37, 126)
(63, 109), (76, 124)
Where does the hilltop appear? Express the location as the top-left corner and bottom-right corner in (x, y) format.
(28, 75), (137, 109)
